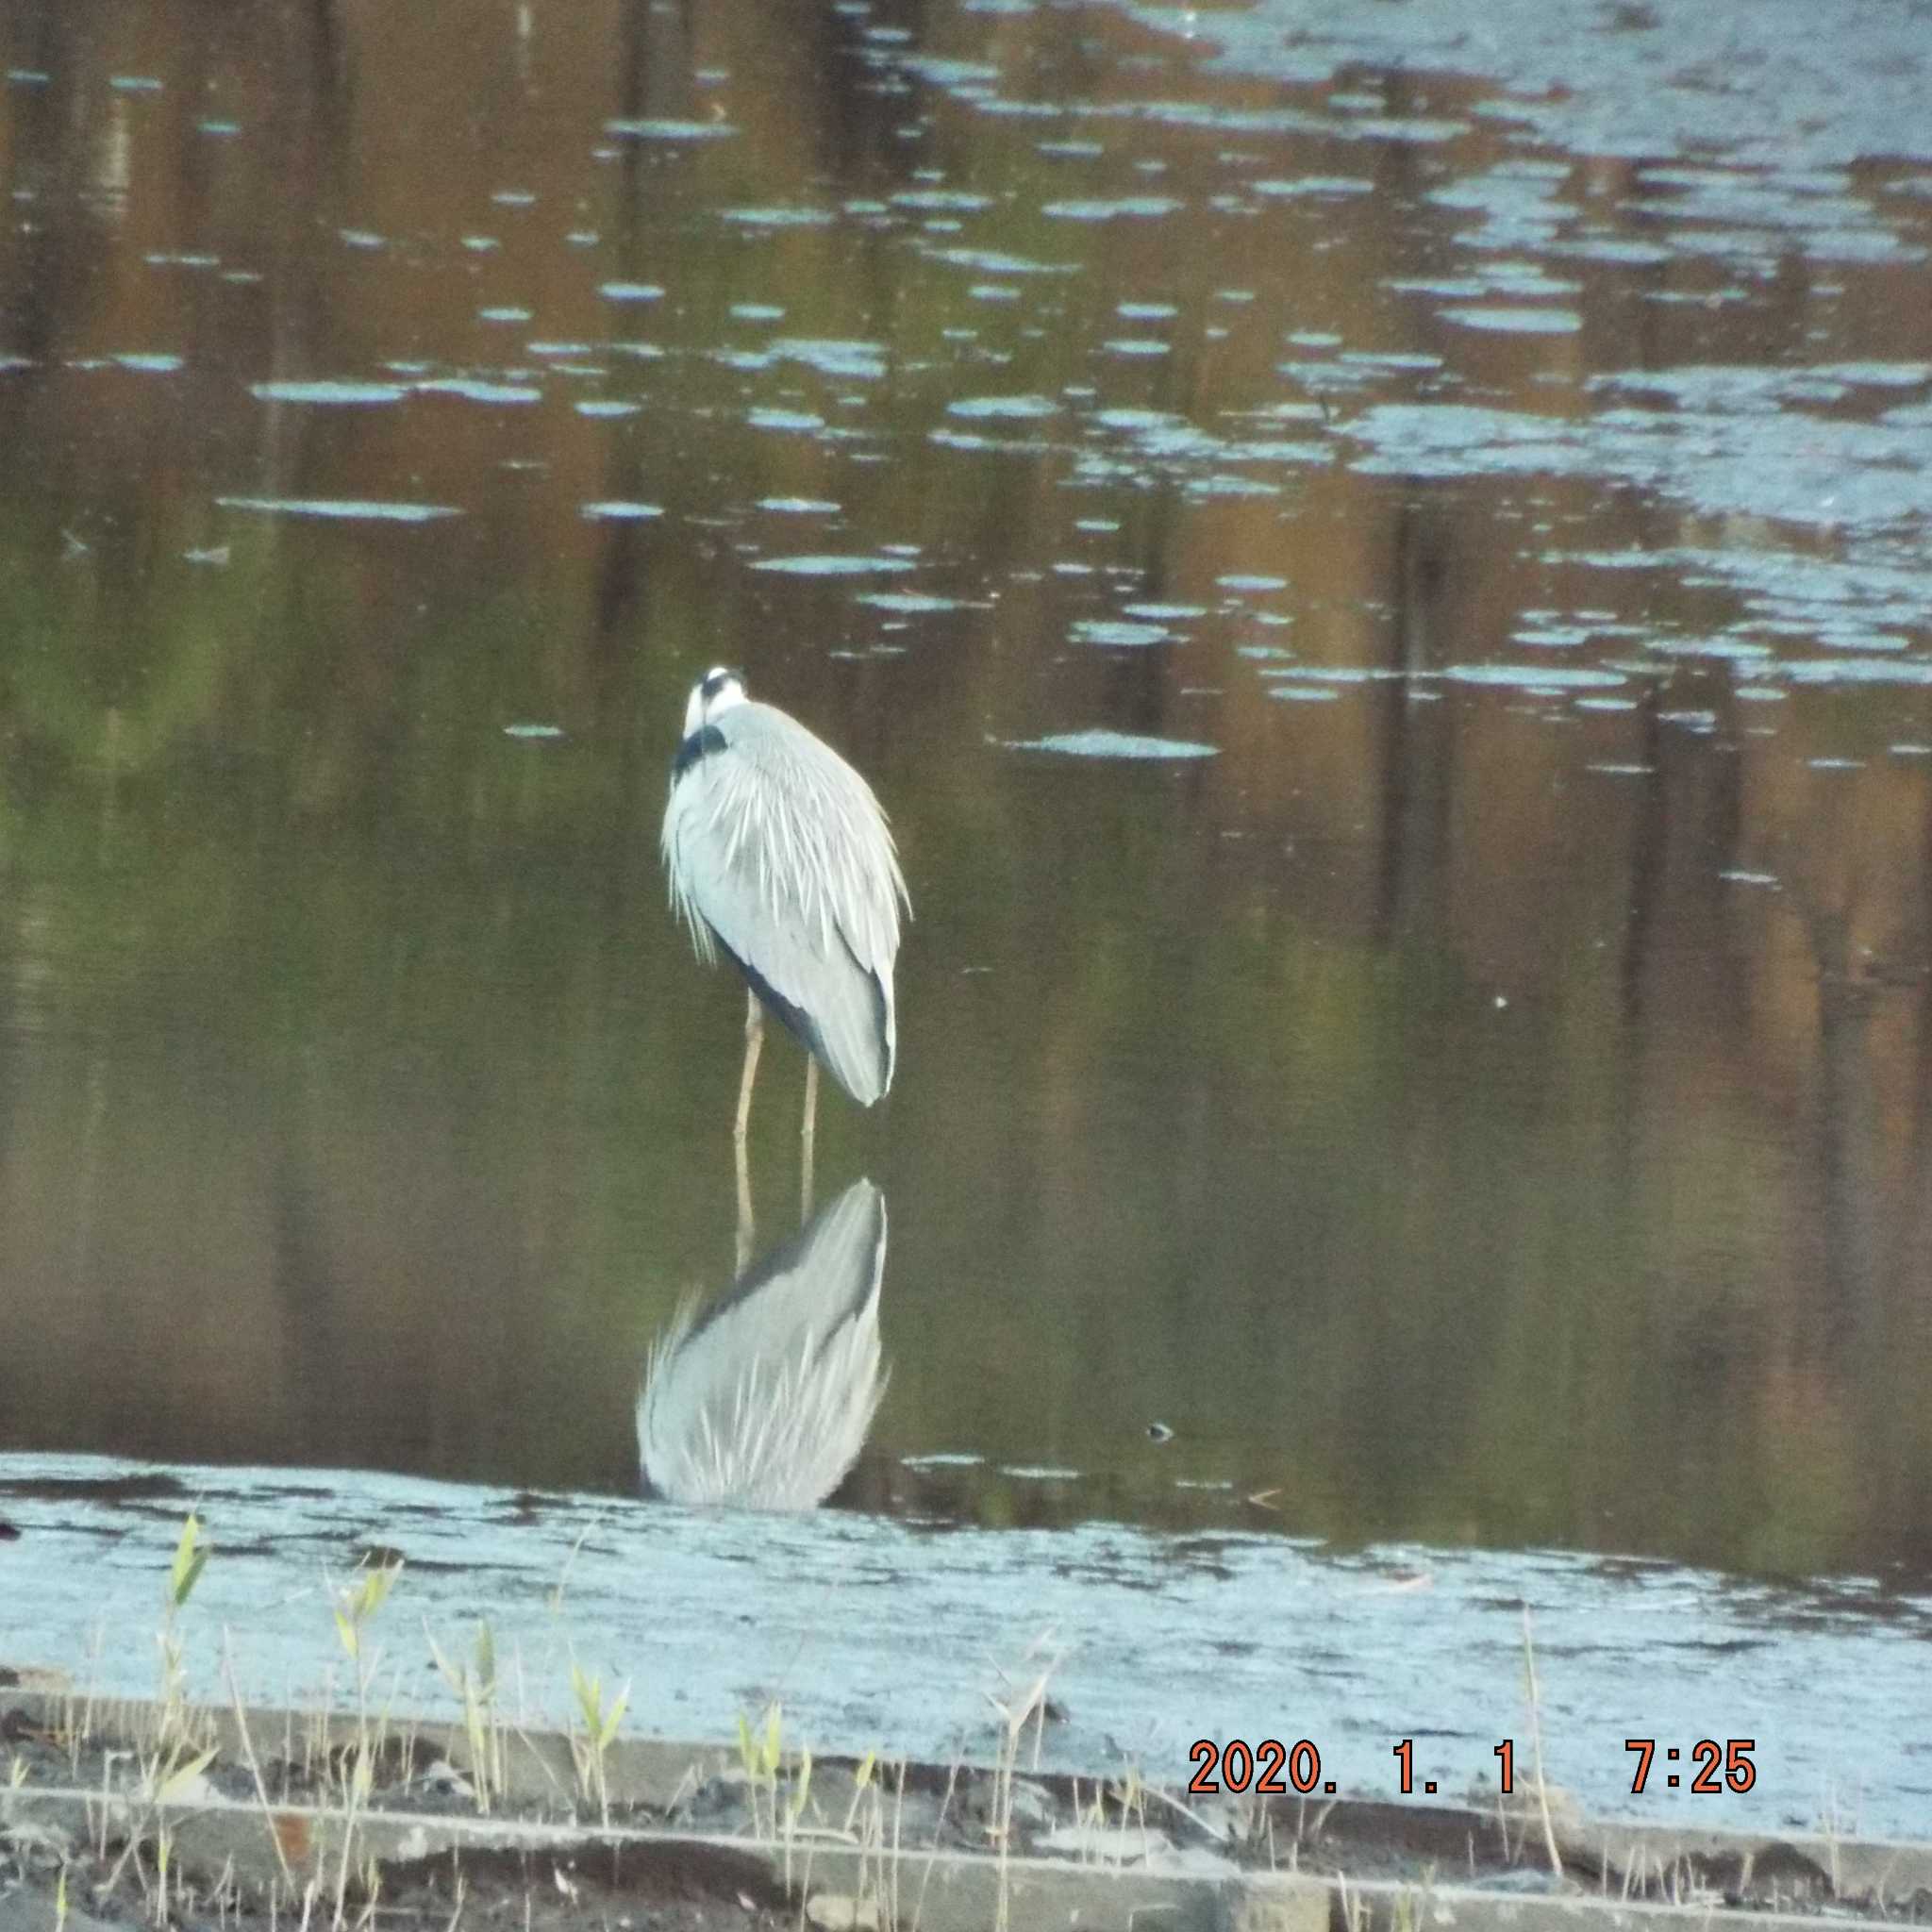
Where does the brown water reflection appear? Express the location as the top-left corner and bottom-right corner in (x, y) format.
(2, 0), (1931, 1581)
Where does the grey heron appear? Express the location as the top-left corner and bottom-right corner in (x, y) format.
(638, 1177), (889, 1511)
(660, 668), (909, 1224)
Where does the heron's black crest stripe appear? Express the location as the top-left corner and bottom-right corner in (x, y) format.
(701, 667), (742, 700)
(671, 723), (728, 782)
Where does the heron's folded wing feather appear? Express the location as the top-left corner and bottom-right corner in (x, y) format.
(662, 708), (907, 1103)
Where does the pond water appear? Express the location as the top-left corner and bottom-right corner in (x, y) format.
(2, 0), (1932, 1601)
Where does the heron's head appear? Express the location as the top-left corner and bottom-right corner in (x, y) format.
(683, 665), (747, 738)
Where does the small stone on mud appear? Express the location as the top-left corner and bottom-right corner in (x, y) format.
(805, 1894), (879, 1931)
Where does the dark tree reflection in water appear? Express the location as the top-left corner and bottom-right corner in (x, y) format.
(0, 0), (1929, 1582)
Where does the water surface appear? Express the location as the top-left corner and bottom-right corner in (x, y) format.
(1, 0), (1931, 1595)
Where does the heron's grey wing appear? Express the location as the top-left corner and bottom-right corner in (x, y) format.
(661, 704), (908, 1103)
(637, 1178), (889, 1510)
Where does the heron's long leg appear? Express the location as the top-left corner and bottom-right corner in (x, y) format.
(734, 1142), (754, 1274)
(734, 991), (763, 1272)
(734, 990), (764, 1145)
(801, 1055), (818, 1224)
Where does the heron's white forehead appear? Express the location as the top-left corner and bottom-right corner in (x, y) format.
(684, 666), (747, 737)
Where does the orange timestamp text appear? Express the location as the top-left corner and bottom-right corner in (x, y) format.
(1185, 1738), (1757, 1800)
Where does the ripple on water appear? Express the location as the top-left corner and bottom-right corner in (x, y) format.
(1257, 666), (1397, 683)
(1643, 636), (1775, 662)
(215, 496), (459, 522)
(1184, 474), (1282, 497)
(923, 245), (1078, 276)
(1071, 619), (1174, 647)
(604, 118), (738, 141)
(1251, 175), (1375, 198)
(414, 377), (541, 405)
(1441, 307), (1585, 334)
(770, 339), (889, 380)
(857, 591), (974, 612)
(580, 502), (664, 521)
(250, 380), (406, 405)
(1005, 729), (1219, 759)
(1769, 658), (1932, 686)
(751, 555), (917, 576)
(894, 55), (1001, 88)
(722, 206), (837, 227)
(948, 394), (1059, 419)
(1041, 196), (1182, 220)
(892, 189), (995, 212)
(1441, 665), (1628, 690)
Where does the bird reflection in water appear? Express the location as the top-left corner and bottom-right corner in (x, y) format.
(637, 1179), (889, 1511)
